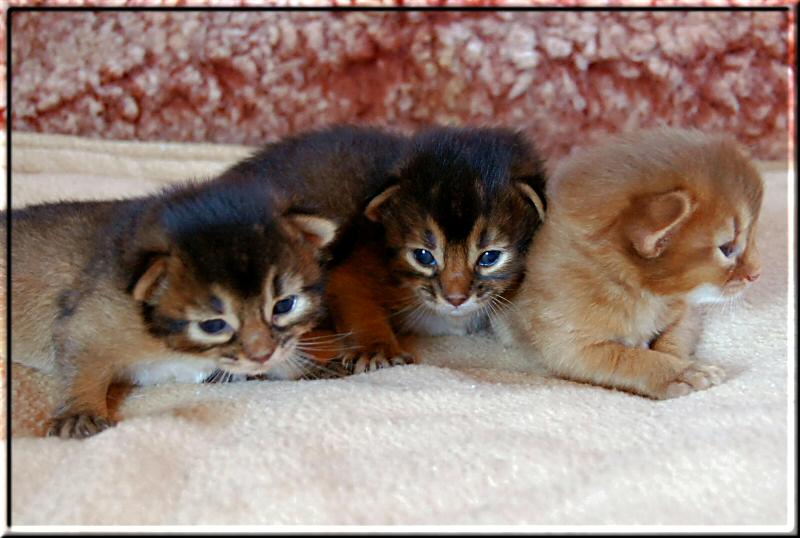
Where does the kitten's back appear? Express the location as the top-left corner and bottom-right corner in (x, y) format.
(549, 127), (761, 228)
(219, 124), (410, 221)
(8, 200), (134, 370)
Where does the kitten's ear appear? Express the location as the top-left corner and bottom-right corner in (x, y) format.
(365, 185), (400, 222)
(515, 181), (546, 222)
(626, 190), (694, 259)
(287, 214), (338, 248)
(132, 256), (169, 303)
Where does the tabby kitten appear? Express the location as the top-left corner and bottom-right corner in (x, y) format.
(217, 124), (411, 261)
(6, 178), (337, 438)
(213, 125), (412, 375)
(498, 127), (763, 399)
(327, 126), (547, 373)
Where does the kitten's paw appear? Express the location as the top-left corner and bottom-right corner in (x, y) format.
(47, 414), (114, 439)
(664, 363), (724, 399)
(340, 348), (415, 374)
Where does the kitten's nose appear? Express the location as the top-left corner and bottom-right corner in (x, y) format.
(248, 350), (273, 364)
(746, 270), (761, 282)
(446, 294), (468, 307)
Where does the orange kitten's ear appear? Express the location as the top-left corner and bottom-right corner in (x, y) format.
(626, 190), (694, 259)
(132, 256), (169, 302)
(515, 181), (546, 222)
(365, 185), (400, 222)
(287, 214), (338, 248)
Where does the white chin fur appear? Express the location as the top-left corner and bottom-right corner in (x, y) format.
(123, 356), (218, 386)
(123, 344), (303, 386)
(401, 302), (486, 336)
(686, 283), (744, 304)
(220, 344), (298, 377)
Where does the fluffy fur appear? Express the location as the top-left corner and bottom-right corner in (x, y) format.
(5, 178), (338, 438)
(216, 124), (411, 262)
(327, 126), (547, 373)
(7, 11), (790, 161)
(497, 127), (764, 399)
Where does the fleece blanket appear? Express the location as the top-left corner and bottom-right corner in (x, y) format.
(4, 132), (793, 528)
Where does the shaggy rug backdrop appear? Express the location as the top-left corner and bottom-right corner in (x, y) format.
(7, 9), (793, 161)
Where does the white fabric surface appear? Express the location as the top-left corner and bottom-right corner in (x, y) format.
(5, 132), (793, 527)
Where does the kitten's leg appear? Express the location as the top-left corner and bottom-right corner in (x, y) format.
(326, 264), (414, 374)
(48, 356), (115, 439)
(565, 341), (722, 399)
(332, 303), (414, 374)
(650, 305), (702, 359)
(649, 306), (724, 393)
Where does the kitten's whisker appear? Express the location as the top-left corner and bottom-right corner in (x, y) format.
(293, 351), (349, 379)
(295, 345), (362, 351)
(485, 297), (508, 320)
(299, 332), (353, 342)
(484, 299), (503, 323)
(205, 368), (222, 384)
(400, 302), (427, 331)
(389, 301), (423, 319)
(295, 345), (364, 353)
(494, 294), (520, 313)
(287, 356), (311, 380)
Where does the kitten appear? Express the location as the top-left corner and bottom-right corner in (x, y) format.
(498, 127), (763, 399)
(5, 178), (337, 438)
(214, 124), (413, 373)
(326, 126), (547, 373)
(217, 124), (411, 261)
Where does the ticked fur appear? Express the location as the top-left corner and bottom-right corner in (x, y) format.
(8, 179), (338, 439)
(500, 127), (764, 399)
(327, 126), (547, 372)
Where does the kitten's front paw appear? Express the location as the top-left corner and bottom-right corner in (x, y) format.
(47, 414), (114, 439)
(663, 363), (725, 399)
(340, 346), (415, 374)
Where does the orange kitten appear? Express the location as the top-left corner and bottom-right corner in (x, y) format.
(498, 128), (763, 399)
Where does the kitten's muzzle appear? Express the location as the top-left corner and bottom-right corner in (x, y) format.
(745, 270), (760, 282)
(247, 351), (274, 364)
(240, 326), (276, 364)
(446, 294), (468, 307)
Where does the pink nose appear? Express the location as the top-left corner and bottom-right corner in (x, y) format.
(446, 294), (467, 307)
(746, 271), (761, 282)
(247, 350), (273, 363)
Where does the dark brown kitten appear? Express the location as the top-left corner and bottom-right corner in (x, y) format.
(5, 178), (337, 438)
(213, 125), (412, 373)
(327, 126), (548, 373)
(217, 124), (411, 260)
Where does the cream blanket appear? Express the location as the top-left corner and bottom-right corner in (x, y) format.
(3, 132), (793, 527)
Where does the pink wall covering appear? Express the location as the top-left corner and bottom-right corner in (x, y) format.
(8, 9), (793, 161)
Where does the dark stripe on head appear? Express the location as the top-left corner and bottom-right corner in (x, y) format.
(141, 303), (189, 338)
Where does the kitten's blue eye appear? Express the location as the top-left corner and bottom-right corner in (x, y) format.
(273, 296), (296, 315)
(478, 250), (502, 267)
(719, 242), (735, 258)
(198, 319), (229, 334)
(413, 249), (436, 266)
